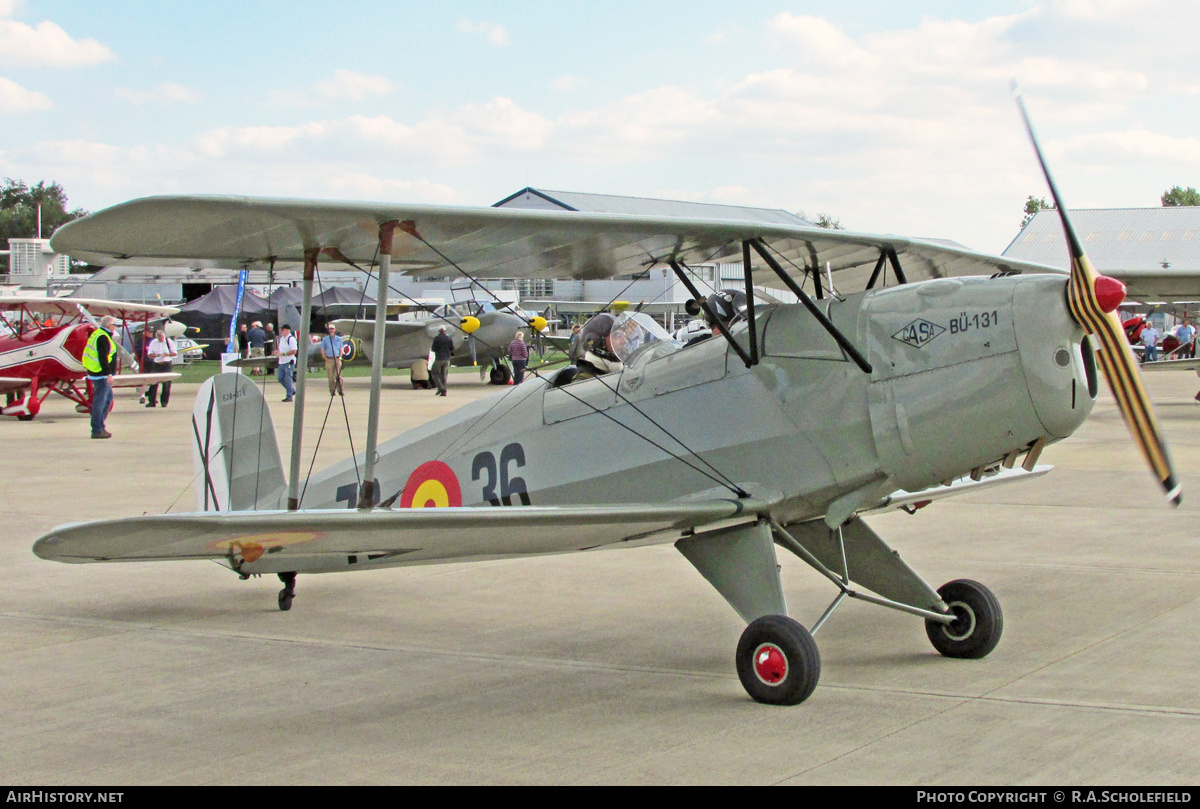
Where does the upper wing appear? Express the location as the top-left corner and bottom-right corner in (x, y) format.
(0, 296), (179, 320)
(34, 499), (763, 567)
(50, 195), (1061, 291)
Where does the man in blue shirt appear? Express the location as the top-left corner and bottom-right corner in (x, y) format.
(320, 323), (344, 395)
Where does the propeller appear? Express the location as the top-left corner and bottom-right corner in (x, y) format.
(460, 316), (480, 366)
(1016, 88), (1180, 506)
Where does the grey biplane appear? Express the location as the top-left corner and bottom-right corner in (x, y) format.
(330, 298), (550, 385)
(33, 100), (1180, 705)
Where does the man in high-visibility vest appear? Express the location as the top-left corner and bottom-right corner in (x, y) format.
(83, 315), (119, 438)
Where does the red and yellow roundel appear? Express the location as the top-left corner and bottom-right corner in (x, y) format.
(208, 531), (321, 563)
(400, 461), (462, 508)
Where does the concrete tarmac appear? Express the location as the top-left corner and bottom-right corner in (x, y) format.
(3, 368), (1200, 785)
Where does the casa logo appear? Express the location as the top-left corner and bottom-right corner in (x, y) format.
(892, 319), (946, 348)
(401, 460), (463, 508)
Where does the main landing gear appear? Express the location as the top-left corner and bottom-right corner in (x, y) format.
(677, 517), (1005, 706)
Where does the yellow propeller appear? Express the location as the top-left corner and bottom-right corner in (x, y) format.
(1016, 89), (1180, 505)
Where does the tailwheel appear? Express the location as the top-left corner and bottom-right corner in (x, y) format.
(277, 572), (297, 612)
(735, 615), (821, 706)
(925, 579), (1003, 659)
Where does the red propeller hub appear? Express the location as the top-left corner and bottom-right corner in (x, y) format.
(1094, 275), (1127, 313)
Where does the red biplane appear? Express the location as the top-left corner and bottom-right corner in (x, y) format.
(0, 296), (181, 420)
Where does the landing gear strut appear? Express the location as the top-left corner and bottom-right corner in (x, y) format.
(277, 572), (297, 611)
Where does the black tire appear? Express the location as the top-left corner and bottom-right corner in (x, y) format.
(489, 365), (511, 385)
(925, 579), (1003, 659)
(16, 414), (33, 421)
(277, 589), (293, 611)
(735, 615), (821, 706)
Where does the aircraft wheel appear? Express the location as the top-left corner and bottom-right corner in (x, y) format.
(277, 572), (296, 612)
(735, 615), (821, 706)
(489, 365), (511, 385)
(925, 579), (1003, 659)
(16, 414), (33, 421)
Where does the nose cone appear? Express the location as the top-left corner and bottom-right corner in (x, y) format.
(1012, 274), (1095, 438)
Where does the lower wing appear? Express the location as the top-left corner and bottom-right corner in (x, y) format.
(34, 499), (764, 572)
(111, 372), (182, 388)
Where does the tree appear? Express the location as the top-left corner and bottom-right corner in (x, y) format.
(0, 179), (88, 274)
(796, 211), (844, 230)
(1161, 186), (1200, 207)
(1021, 195), (1054, 229)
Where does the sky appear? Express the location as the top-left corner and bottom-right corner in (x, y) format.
(2, 0), (1198, 255)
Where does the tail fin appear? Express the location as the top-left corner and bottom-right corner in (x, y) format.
(191, 373), (286, 511)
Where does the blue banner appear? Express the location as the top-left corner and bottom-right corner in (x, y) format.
(226, 268), (249, 353)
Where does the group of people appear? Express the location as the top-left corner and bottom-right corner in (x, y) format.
(87, 319), (180, 439)
(1131, 317), (1196, 363)
(236, 321), (277, 374)
(83, 317), (540, 438)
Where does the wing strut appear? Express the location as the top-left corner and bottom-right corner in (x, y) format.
(747, 239), (873, 374)
(358, 220), (400, 509)
(286, 249), (318, 511)
(865, 247), (908, 290)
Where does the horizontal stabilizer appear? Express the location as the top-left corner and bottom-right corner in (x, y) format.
(0, 377), (31, 395)
(34, 500), (764, 569)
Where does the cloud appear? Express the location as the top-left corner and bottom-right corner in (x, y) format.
(0, 1), (23, 20)
(314, 69), (393, 102)
(0, 19), (113, 66)
(551, 74), (581, 92)
(114, 82), (203, 105)
(457, 18), (510, 47)
(0, 76), (50, 112)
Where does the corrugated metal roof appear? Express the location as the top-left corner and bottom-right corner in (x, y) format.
(1003, 207), (1200, 271)
(494, 187), (812, 227)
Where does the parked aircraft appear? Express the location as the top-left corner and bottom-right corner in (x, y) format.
(33, 102), (1179, 705)
(0, 297), (182, 420)
(329, 299), (550, 385)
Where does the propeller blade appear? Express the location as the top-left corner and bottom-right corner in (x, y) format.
(1016, 88), (1180, 506)
(469, 333), (477, 366)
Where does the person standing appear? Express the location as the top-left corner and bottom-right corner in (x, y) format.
(247, 321), (266, 374)
(430, 326), (455, 397)
(1141, 321), (1161, 363)
(1178, 319), (1196, 359)
(509, 331), (529, 384)
(275, 324), (298, 401)
(144, 329), (177, 408)
(237, 322), (249, 359)
(264, 323), (277, 359)
(83, 315), (119, 439)
(320, 323), (345, 395)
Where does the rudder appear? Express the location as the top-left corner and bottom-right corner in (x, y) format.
(192, 373), (286, 511)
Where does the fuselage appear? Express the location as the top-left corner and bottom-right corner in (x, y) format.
(0, 323), (91, 381)
(280, 272), (1093, 528)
